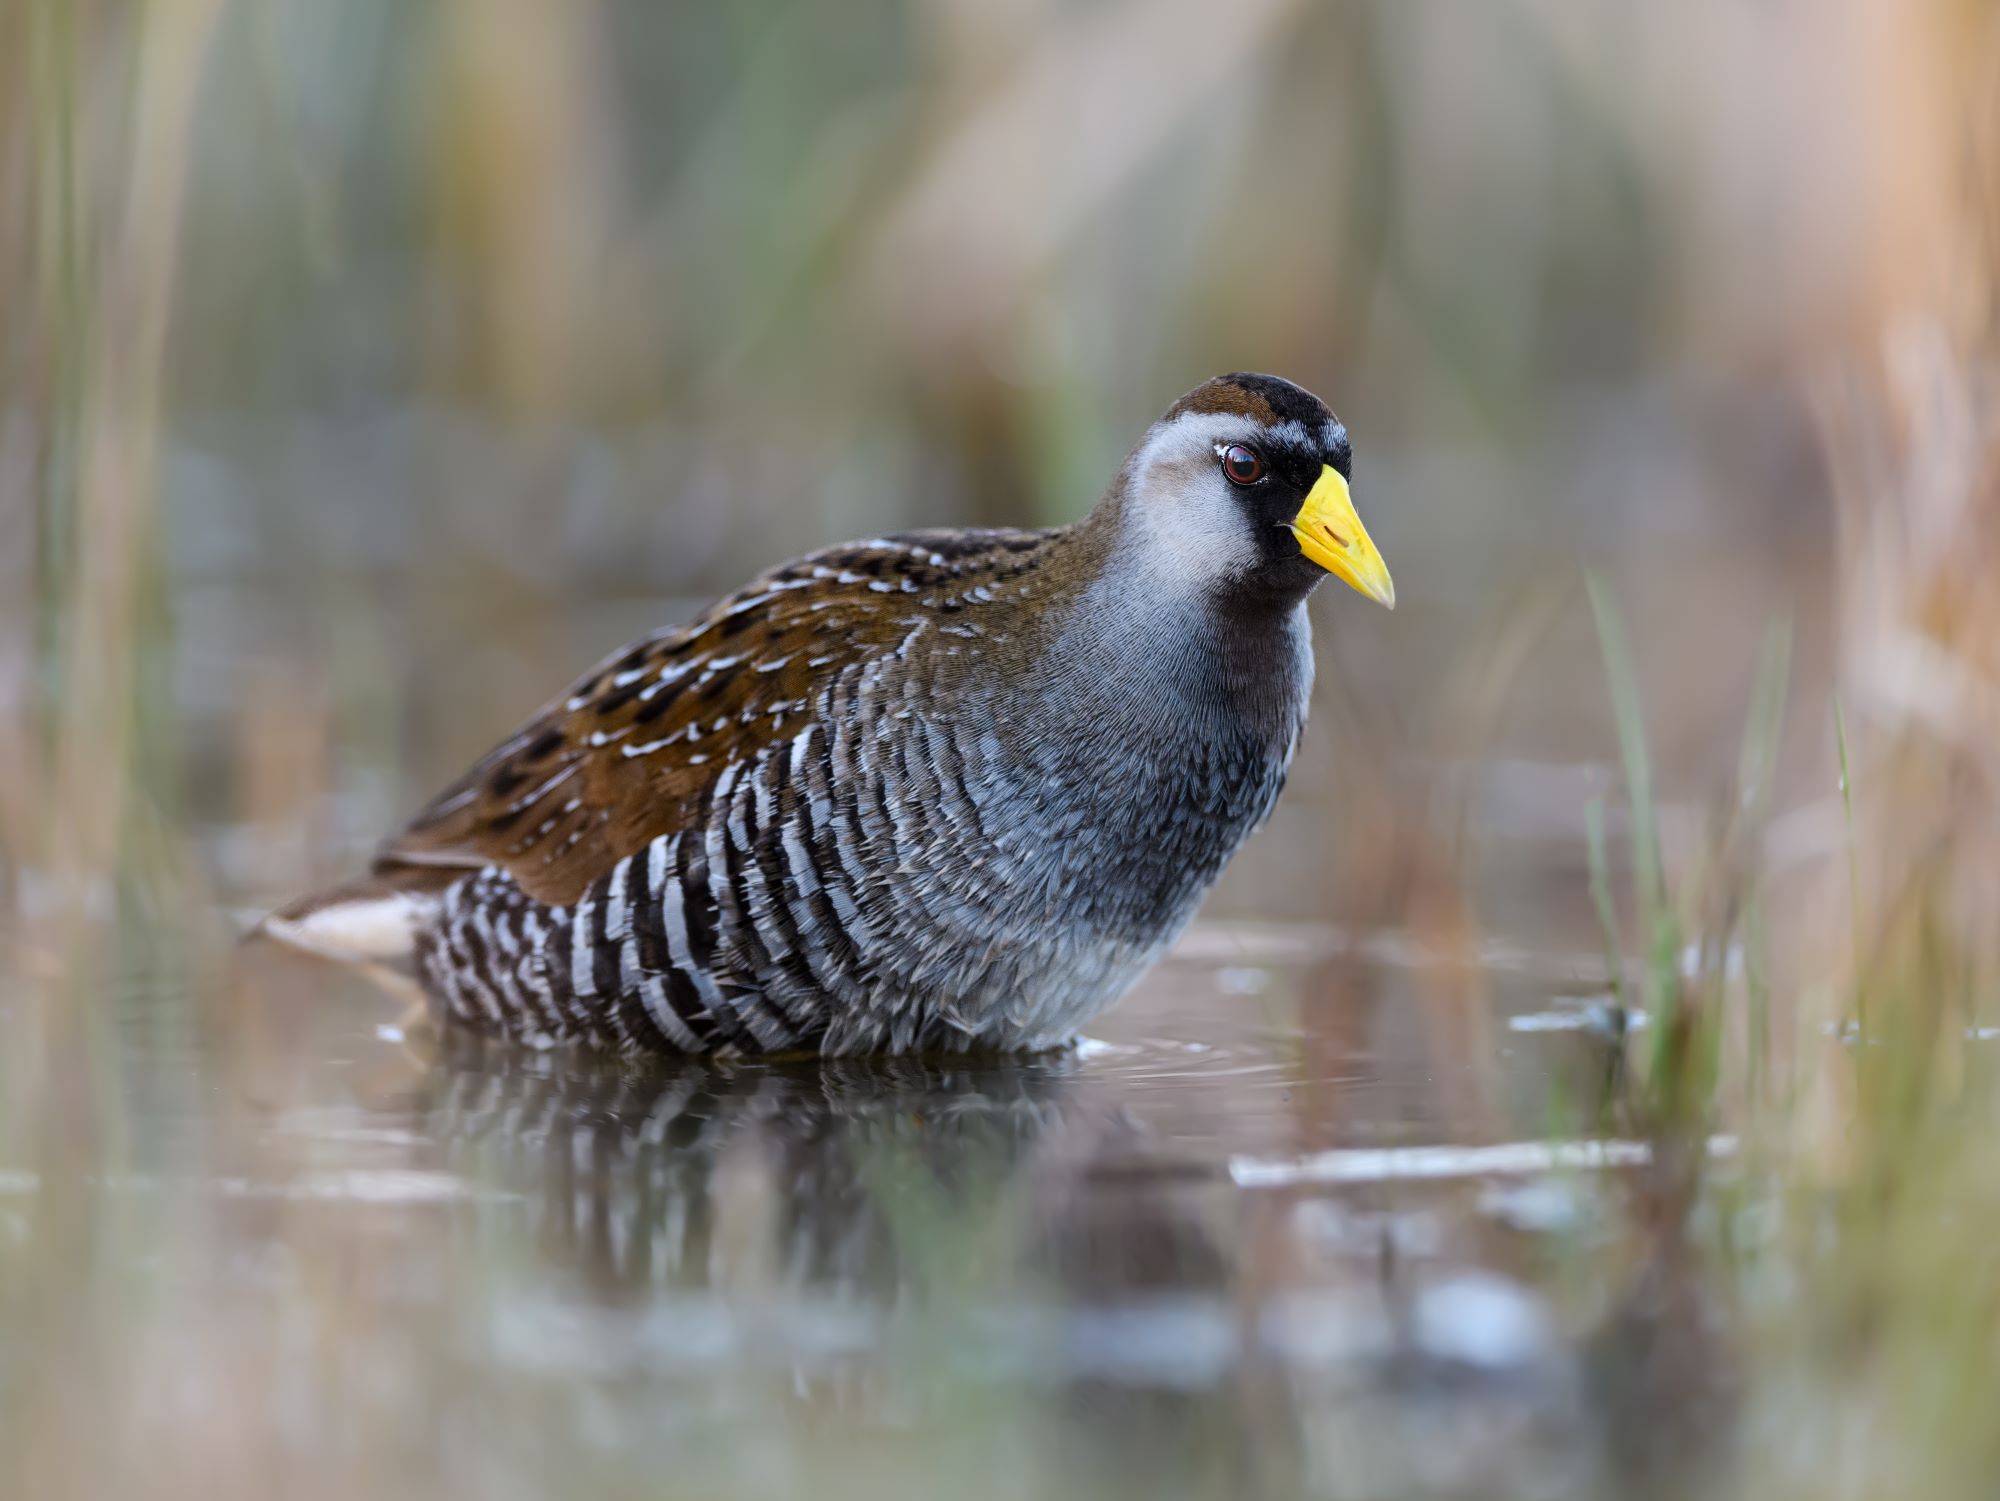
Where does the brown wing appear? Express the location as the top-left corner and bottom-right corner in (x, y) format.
(373, 531), (1045, 906)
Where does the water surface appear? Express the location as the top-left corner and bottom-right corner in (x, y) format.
(0, 914), (1727, 1501)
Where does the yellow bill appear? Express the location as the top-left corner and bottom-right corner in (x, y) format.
(1292, 465), (1394, 609)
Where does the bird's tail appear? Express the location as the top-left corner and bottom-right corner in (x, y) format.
(254, 867), (454, 964)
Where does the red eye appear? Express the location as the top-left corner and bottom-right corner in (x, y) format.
(1220, 444), (1265, 485)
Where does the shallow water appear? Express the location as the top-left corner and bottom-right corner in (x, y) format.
(5, 524), (1814, 1498)
(0, 912), (1733, 1501)
(2, 507), (1821, 1499)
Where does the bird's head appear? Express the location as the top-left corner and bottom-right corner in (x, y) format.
(1106, 372), (1394, 611)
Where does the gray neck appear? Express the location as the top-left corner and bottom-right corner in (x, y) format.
(1032, 538), (1316, 761)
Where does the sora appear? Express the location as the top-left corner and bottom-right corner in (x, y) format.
(267, 373), (1394, 1056)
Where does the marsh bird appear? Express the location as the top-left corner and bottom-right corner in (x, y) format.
(266, 374), (1394, 1056)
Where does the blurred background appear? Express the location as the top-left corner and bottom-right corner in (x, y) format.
(2, 2), (1998, 1499)
(7, 0), (1961, 923)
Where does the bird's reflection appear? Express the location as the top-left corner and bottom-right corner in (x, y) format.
(394, 1029), (1730, 1497)
(412, 1033), (1223, 1304)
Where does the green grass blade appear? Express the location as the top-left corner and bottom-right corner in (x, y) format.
(1833, 692), (1864, 1031)
(1585, 794), (1624, 1010)
(1585, 574), (1673, 1021)
(1739, 620), (1792, 1109)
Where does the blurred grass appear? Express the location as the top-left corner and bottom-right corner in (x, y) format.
(3, 1), (2000, 1499)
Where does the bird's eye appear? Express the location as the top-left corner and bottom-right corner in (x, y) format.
(1219, 444), (1265, 486)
